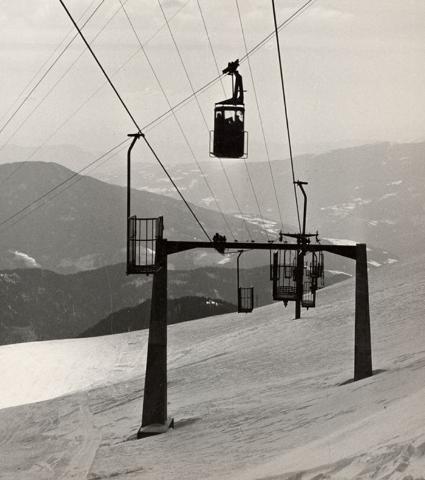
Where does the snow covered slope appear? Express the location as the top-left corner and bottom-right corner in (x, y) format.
(1, 255), (425, 479)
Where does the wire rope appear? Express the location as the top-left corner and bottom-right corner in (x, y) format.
(0, 139), (134, 235)
(0, 0), (98, 128)
(157, 0), (253, 241)
(119, 0), (235, 240)
(0, 0), (194, 231)
(0, 0), (131, 187)
(0, 139), (129, 230)
(6, 0), (312, 182)
(140, 0), (316, 134)
(228, 0), (270, 240)
(14, 1), (191, 170)
(0, 1), (314, 237)
(195, 0), (227, 98)
(1, 142), (131, 233)
(217, 157), (253, 241)
(194, 0), (257, 242)
(59, 0), (211, 242)
(0, 0), (106, 139)
(271, 0), (301, 233)
(235, 0), (285, 234)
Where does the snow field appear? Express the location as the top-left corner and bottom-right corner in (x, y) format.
(1, 256), (425, 479)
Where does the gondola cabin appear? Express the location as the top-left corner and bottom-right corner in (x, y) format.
(210, 60), (248, 159)
(212, 105), (246, 158)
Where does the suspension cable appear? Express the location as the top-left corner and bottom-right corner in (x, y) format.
(217, 157), (253, 241)
(58, 0), (211, 242)
(0, 139), (129, 230)
(235, 0), (284, 234)
(10, 0), (312, 177)
(0, 1), (131, 187)
(195, 0), (227, 97)
(195, 2), (254, 241)
(141, 0), (316, 134)
(0, 0), (106, 139)
(0, 0), (194, 229)
(0, 0), (98, 129)
(119, 0), (235, 240)
(271, 0), (301, 233)
(158, 0), (253, 241)
(0, 0), (314, 237)
(194, 0), (254, 240)
(0, 141), (131, 233)
(14, 1), (190, 172)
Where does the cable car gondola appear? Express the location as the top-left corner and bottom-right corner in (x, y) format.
(210, 60), (248, 159)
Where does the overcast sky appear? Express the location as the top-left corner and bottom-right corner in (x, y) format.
(0, 0), (424, 165)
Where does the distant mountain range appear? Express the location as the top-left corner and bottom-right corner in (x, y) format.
(0, 161), (268, 273)
(94, 141), (425, 261)
(0, 142), (412, 274)
(0, 263), (350, 346)
(0, 142), (413, 346)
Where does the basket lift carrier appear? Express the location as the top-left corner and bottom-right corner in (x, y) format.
(272, 249), (297, 306)
(237, 250), (254, 313)
(302, 250), (325, 309)
(127, 216), (163, 275)
(302, 267), (316, 309)
(310, 250), (325, 290)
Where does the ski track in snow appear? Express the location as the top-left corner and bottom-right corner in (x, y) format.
(1, 258), (425, 479)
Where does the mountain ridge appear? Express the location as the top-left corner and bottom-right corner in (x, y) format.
(0, 262), (351, 346)
(0, 161), (269, 273)
(93, 141), (425, 260)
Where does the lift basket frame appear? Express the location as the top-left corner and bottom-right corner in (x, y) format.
(127, 216), (163, 275)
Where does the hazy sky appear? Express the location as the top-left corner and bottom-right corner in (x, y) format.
(0, 0), (424, 164)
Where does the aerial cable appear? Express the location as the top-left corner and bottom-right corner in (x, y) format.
(235, 0), (285, 235)
(59, 0), (139, 132)
(119, 0), (235, 240)
(58, 0), (211, 242)
(271, 0), (302, 233)
(0, 0), (193, 223)
(217, 157), (253, 241)
(0, 0), (98, 129)
(0, 139), (129, 230)
(0, 0), (131, 187)
(195, 0), (227, 98)
(6, 0), (310, 178)
(194, 0), (254, 241)
(0, 140), (131, 233)
(0, 0), (313, 236)
(240, 0), (316, 65)
(0, 0), (106, 139)
(232, 0), (272, 240)
(13, 0), (190, 174)
(140, 0), (316, 134)
(157, 0), (253, 241)
(156, 0), (205, 123)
